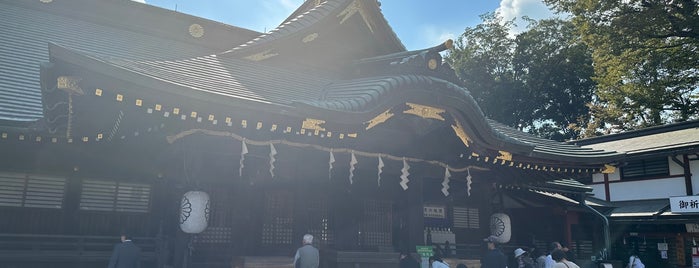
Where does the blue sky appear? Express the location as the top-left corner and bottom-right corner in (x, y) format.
(141, 0), (555, 50)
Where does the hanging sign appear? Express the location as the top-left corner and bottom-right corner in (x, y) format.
(670, 196), (699, 213)
(423, 205), (446, 219)
(416, 245), (433, 258)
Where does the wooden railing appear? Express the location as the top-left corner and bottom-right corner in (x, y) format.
(0, 233), (159, 264)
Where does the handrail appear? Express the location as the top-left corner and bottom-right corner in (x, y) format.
(0, 233), (159, 259)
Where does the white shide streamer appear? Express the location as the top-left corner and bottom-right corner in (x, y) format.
(400, 158), (410, 190)
(377, 156), (384, 187)
(442, 167), (451, 196)
(329, 150), (335, 180)
(269, 143), (277, 177)
(349, 152), (358, 184)
(466, 168), (473, 196)
(239, 140), (248, 177)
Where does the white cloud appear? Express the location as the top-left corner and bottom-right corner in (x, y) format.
(419, 25), (456, 49)
(496, 0), (556, 34)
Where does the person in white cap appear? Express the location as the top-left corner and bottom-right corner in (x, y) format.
(514, 248), (534, 268)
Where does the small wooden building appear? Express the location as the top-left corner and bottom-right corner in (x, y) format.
(575, 121), (699, 268)
(0, 0), (622, 267)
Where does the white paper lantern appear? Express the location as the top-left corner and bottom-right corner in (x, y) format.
(489, 213), (511, 243)
(180, 191), (210, 234)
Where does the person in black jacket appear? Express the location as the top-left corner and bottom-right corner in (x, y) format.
(481, 236), (507, 268)
(108, 232), (141, 268)
(399, 250), (420, 268)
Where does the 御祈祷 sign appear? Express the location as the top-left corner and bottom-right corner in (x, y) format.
(670, 196), (699, 213)
(423, 205), (446, 218)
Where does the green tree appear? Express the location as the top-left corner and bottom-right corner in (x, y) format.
(513, 18), (596, 140)
(447, 14), (596, 140)
(544, 0), (699, 134)
(446, 13), (524, 128)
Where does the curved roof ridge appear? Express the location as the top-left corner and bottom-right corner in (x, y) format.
(223, 0), (343, 54)
(49, 43), (332, 106)
(295, 74), (532, 149)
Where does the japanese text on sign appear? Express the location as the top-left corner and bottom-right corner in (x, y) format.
(423, 205), (446, 218)
(670, 196), (699, 213)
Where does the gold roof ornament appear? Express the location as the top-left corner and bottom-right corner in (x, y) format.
(601, 164), (616, 174)
(245, 50), (279, 61)
(427, 59), (438, 70)
(188, 24), (205, 38)
(57, 76), (84, 95)
(403, 103), (445, 121)
(451, 120), (471, 147)
(365, 109), (394, 130)
(496, 151), (512, 161)
(302, 118), (326, 132)
(337, 0), (375, 33)
(302, 33), (319, 43)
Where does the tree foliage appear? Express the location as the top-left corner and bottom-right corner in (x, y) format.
(446, 14), (596, 140)
(447, 13), (523, 128)
(544, 0), (699, 134)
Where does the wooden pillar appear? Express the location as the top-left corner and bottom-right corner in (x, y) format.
(62, 176), (82, 235)
(407, 176), (425, 249)
(683, 154), (694, 195)
(564, 212), (579, 248)
(604, 173), (611, 202)
(333, 188), (360, 250)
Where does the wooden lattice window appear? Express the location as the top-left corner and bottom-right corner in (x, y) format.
(360, 199), (392, 247)
(193, 227), (233, 244)
(0, 173), (66, 209)
(193, 185), (234, 244)
(621, 157), (669, 180)
(79, 180), (150, 212)
(261, 190), (293, 245)
(305, 194), (333, 246)
(453, 206), (479, 229)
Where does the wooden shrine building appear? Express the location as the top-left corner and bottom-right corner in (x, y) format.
(0, 0), (624, 267)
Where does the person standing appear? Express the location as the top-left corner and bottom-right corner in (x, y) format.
(294, 234), (319, 268)
(545, 242), (562, 268)
(514, 248), (534, 268)
(551, 249), (580, 268)
(107, 232), (141, 268)
(627, 250), (645, 268)
(481, 236), (507, 268)
(429, 256), (450, 268)
(399, 251), (420, 268)
(532, 248), (547, 268)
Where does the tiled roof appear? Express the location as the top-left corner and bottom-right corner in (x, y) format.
(488, 120), (623, 162)
(87, 47), (621, 163)
(228, 1), (343, 52)
(304, 75), (449, 112)
(607, 199), (670, 217)
(99, 53), (332, 106)
(573, 120), (699, 155)
(227, 0), (404, 54)
(0, 1), (258, 123)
